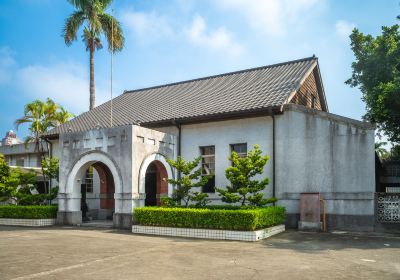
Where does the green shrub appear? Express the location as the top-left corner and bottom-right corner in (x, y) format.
(134, 206), (285, 231)
(0, 205), (58, 219)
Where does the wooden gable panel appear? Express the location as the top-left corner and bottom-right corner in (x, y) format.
(290, 71), (323, 110)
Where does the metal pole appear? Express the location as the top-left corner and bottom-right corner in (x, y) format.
(110, 9), (114, 127)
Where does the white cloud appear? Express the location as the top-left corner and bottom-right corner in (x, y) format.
(335, 20), (356, 38)
(215, 0), (322, 36)
(0, 46), (16, 85)
(120, 9), (173, 42)
(186, 15), (244, 56)
(15, 62), (107, 114)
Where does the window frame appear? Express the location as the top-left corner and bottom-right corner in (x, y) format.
(230, 143), (247, 159)
(15, 156), (24, 167)
(85, 166), (94, 193)
(200, 145), (215, 193)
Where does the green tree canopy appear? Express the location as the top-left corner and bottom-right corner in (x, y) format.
(0, 154), (58, 205)
(15, 98), (73, 148)
(15, 98), (72, 192)
(216, 145), (276, 207)
(346, 25), (400, 143)
(166, 156), (211, 207)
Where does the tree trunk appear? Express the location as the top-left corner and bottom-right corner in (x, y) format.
(39, 139), (48, 196)
(89, 47), (95, 110)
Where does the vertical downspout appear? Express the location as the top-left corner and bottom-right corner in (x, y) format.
(172, 119), (182, 181)
(272, 114), (276, 205)
(177, 123), (182, 181)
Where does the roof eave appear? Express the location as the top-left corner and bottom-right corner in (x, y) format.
(143, 106), (283, 127)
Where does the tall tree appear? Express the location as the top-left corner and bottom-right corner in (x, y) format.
(15, 98), (73, 192)
(63, 0), (124, 110)
(166, 156), (211, 207)
(216, 145), (276, 207)
(346, 25), (400, 144)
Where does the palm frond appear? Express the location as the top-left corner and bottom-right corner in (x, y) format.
(15, 117), (32, 130)
(82, 27), (103, 51)
(23, 136), (35, 149)
(98, 0), (113, 9)
(63, 11), (86, 45)
(99, 13), (125, 52)
(67, 0), (90, 10)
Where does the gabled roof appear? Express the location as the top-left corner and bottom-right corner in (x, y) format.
(46, 56), (326, 137)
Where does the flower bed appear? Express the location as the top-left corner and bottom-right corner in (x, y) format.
(134, 206), (285, 231)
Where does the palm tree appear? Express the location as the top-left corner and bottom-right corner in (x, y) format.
(15, 98), (73, 192)
(375, 141), (389, 160)
(63, 0), (124, 110)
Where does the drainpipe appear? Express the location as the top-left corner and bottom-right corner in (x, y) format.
(272, 114), (276, 205)
(172, 120), (182, 181)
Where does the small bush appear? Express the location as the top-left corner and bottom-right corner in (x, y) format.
(0, 205), (58, 219)
(134, 206), (285, 231)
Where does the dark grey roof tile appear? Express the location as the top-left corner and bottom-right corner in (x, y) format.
(47, 57), (317, 136)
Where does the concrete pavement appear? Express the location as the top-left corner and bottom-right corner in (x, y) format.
(0, 226), (399, 280)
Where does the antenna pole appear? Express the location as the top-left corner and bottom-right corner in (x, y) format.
(110, 9), (114, 127)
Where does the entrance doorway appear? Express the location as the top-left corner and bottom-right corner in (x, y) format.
(81, 162), (115, 221)
(144, 161), (169, 206)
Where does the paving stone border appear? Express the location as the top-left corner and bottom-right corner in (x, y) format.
(0, 218), (56, 227)
(132, 224), (285, 242)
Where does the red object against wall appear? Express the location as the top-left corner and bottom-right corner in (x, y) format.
(153, 161), (168, 205)
(93, 162), (115, 210)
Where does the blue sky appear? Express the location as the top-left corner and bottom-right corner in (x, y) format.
(0, 0), (398, 139)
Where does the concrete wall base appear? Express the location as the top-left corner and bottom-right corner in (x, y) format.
(298, 221), (322, 231)
(57, 211), (82, 225)
(374, 223), (400, 234)
(113, 213), (132, 229)
(286, 213), (375, 232)
(132, 224), (285, 242)
(0, 218), (56, 227)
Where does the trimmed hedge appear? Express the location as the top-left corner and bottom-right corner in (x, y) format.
(0, 205), (58, 219)
(134, 206), (286, 231)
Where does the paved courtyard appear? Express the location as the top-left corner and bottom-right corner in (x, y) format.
(0, 226), (399, 280)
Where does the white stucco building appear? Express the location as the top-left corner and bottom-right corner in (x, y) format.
(40, 57), (375, 230)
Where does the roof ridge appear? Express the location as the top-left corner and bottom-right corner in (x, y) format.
(124, 56), (317, 94)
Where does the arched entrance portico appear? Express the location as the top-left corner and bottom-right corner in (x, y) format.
(58, 151), (123, 226)
(57, 125), (176, 229)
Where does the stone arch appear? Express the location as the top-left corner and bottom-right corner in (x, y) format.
(66, 151), (123, 197)
(138, 153), (174, 198)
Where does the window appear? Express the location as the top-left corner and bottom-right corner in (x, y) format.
(85, 166), (94, 193)
(36, 156), (42, 167)
(16, 156), (24, 167)
(231, 143), (247, 158)
(200, 146), (215, 193)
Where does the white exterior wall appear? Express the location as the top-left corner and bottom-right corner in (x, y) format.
(180, 117), (274, 201)
(275, 105), (375, 229)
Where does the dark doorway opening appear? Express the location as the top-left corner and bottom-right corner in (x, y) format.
(144, 161), (169, 206)
(145, 163), (158, 206)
